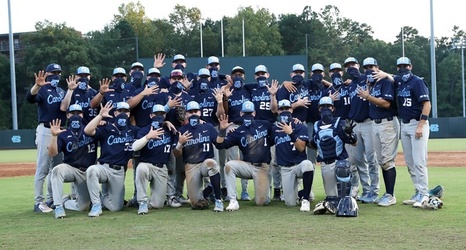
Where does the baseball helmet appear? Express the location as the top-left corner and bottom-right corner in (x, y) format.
(241, 101), (255, 113)
(336, 196), (358, 217)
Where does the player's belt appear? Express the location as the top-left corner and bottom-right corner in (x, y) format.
(373, 116), (393, 124)
(39, 122), (51, 128)
(322, 159), (335, 164)
(250, 162), (266, 167)
(151, 163), (165, 168)
(108, 164), (125, 170)
(354, 118), (370, 123)
(279, 164), (297, 167)
(402, 118), (419, 124)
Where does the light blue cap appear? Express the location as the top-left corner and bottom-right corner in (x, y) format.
(186, 101), (200, 111)
(292, 64), (305, 72)
(68, 104), (83, 112)
(319, 96), (334, 106)
(311, 63), (324, 72)
(152, 104), (166, 113)
(76, 66), (90, 75)
(241, 101), (255, 113)
(113, 67), (127, 76)
(396, 57), (412, 66)
(116, 102), (130, 111)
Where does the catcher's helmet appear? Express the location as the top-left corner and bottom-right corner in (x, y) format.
(336, 196), (358, 217)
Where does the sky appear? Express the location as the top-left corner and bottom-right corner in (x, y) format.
(1, 0), (465, 43)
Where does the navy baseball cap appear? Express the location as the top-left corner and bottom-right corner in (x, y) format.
(241, 101), (255, 113)
(186, 101), (200, 111)
(363, 57), (378, 68)
(131, 62), (144, 70)
(231, 66), (245, 75)
(173, 54), (186, 63)
(311, 63), (324, 72)
(147, 68), (161, 76)
(68, 104), (83, 113)
(319, 96), (334, 106)
(292, 64), (305, 72)
(329, 63), (342, 71)
(113, 67), (127, 76)
(254, 65), (268, 74)
(46, 63), (62, 73)
(76, 66), (90, 75)
(343, 57), (358, 67)
(397, 57), (412, 66)
(152, 104), (166, 113)
(207, 56), (219, 65)
(278, 100), (292, 109)
(116, 102), (130, 111)
(198, 68), (210, 77)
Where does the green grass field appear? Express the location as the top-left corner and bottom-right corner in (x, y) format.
(0, 139), (465, 249)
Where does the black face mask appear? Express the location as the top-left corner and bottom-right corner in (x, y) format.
(174, 63), (185, 71)
(242, 114), (254, 127)
(198, 78), (209, 92)
(46, 74), (60, 88)
(320, 108), (333, 124)
(292, 75), (304, 84)
(151, 115), (164, 129)
(115, 113), (129, 130)
(189, 114), (200, 127)
(112, 78), (125, 92)
(171, 81), (184, 95)
(398, 68), (413, 83)
(233, 76), (244, 89)
(146, 77), (159, 88)
(311, 74), (323, 83)
(130, 71), (144, 89)
(256, 76), (268, 88)
(347, 67), (361, 80)
(365, 69), (376, 85)
(68, 115), (83, 132)
(278, 111), (293, 124)
(331, 72), (342, 86)
(209, 66), (219, 78)
(77, 77), (89, 90)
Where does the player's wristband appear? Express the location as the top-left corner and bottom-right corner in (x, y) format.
(289, 132), (298, 142)
(218, 129), (227, 137)
(164, 104), (171, 113)
(420, 114), (428, 121)
(175, 142), (183, 151)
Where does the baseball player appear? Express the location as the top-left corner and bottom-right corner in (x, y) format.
(356, 57), (399, 205)
(156, 54), (197, 90)
(272, 100), (314, 212)
(26, 63), (66, 213)
(205, 56), (228, 89)
(217, 101), (274, 211)
(126, 62), (145, 95)
(84, 102), (140, 217)
(173, 101), (225, 212)
(48, 104), (97, 218)
(132, 104), (175, 214)
(345, 57), (379, 200)
(310, 97), (357, 215)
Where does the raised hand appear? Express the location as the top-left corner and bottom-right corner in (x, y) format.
(34, 71), (48, 87)
(163, 121), (177, 133)
(49, 119), (66, 136)
(167, 95), (182, 108)
(267, 79), (279, 96)
(99, 78), (113, 94)
(218, 114), (232, 130)
(142, 85), (159, 96)
(181, 75), (192, 90)
(178, 130), (193, 145)
(66, 75), (78, 90)
(277, 121), (293, 135)
(153, 53), (166, 68)
(146, 126), (164, 140)
(212, 88), (223, 102)
(282, 81), (297, 93)
(99, 102), (113, 118)
(223, 86), (234, 98)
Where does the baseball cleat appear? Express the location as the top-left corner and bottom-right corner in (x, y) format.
(403, 192), (420, 205)
(54, 205), (66, 219)
(300, 199), (310, 212)
(226, 199), (239, 211)
(88, 203), (102, 217)
(168, 196), (182, 208)
(240, 191), (251, 201)
(177, 196), (191, 204)
(138, 202), (149, 215)
(214, 199), (224, 212)
(34, 202), (53, 213)
(378, 194), (397, 207)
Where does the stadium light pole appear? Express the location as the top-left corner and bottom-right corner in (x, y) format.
(429, 0), (438, 118)
(453, 38), (466, 117)
(200, 19), (203, 58)
(8, 0), (18, 130)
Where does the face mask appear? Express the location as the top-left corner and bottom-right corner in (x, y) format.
(174, 63), (185, 71)
(146, 77), (159, 88)
(46, 75), (60, 88)
(233, 76), (244, 89)
(320, 108), (333, 124)
(115, 113), (129, 130)
(198, 78), (209, 91)
(256, 76), (268, 88)
(365, 70), (376, 86)
(77, 77), (89, 90)
(398, 68), (412, 83)
(242, 114), (254, 127)
(151, 115), (164, 129)
(130, 71), (144, 88)
(278, 111), (293, 124)
(189, 114), (200, 127)
(311, 74), (323, 83)
(291, 74), (304, 84)
(171, 81), (184, 94)
(112, 78), (125, 92)
(209, 66), (218, 78)
(69, 115), (83, 132)
(331, 72), (342, 86)
(347, 67), (361, 80)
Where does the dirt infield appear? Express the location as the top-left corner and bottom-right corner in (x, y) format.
(0, 152), (463, 178)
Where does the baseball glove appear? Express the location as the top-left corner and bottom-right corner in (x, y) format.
(192, 199), (210, 210)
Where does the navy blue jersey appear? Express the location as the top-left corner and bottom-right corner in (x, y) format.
(369, 78), (398, 119)
(227, 87), (251, 123)
(166, 91), (193, 128)
(26, 85), (66, 124)
(209, 74), (228, 89)
(178, 123), (218, 163)
(131, 89), (169, 127)
(276, 81), (310, 122)
(216, 120), (273, 164)
(57, 129), (97, 170)
(272, 123), (309, 166)
(160, 73), (197, 90)
(311, 118), (355, 162)
(332, 84), (352, 120)
(347, 76), (370, 122)
(94, 124), (139, 165)
(250, 84), (276, 123)
(136, 125), (176, 165)
(396, 75), (430, 121)
(102, 89), (133, 114)
(189, 89), (220, 126)
(70, 88), (99, 124)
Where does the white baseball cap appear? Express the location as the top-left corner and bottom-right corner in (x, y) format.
(278, 100), (292, 109)
(116, 102), (130, 111)
(131, 62), (144, 70)
(254, 65), (268, 74)
(207, 56), (219, 65)
(198, 68), (210, 77)
(173, 54), (186, 63)
(329, 63), (342, 71)
(363, 57), (378, 68)
(292, 64), (305, 72)
(112, 67), (127, 76)
(147, 68), (161, 75)
(311, 63), (324, 72)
